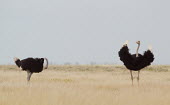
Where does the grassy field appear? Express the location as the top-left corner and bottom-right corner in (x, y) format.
(0, 65), (170, 105)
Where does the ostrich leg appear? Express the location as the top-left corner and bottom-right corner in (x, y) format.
(27, 71), (33, 82)
(130, 70), (133, 86)
(137, 70), (140, 86)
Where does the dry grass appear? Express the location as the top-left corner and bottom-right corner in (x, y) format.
(0, 65), (170, 105)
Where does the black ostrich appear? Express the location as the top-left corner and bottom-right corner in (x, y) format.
(118, 41), (154, 85)
(14, 57), (48, 82)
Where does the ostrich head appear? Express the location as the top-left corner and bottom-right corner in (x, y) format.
(136, 41), (140, 45)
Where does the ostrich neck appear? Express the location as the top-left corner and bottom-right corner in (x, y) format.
(136, 44), (140, 57)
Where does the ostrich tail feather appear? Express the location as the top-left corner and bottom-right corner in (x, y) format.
(148, 45), (152, 51)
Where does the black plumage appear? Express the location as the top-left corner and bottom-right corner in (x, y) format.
(118, 41), (154, 85)
(119, 46), (154, 70)
(14, 57), (48, 81)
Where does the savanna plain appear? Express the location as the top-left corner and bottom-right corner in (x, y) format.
(0, 65), (170, 105)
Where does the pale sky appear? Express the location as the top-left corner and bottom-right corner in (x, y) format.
(0, 0), (169, 64)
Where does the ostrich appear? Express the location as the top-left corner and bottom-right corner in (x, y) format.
(118, 41), (154, 85)
(14, 57), (48, 82)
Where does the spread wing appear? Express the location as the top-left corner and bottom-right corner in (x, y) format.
(118, 46), (134, 66)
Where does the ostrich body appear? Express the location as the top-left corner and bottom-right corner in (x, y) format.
(118, 41), (154, 85)
(14, 57), (48, 82)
